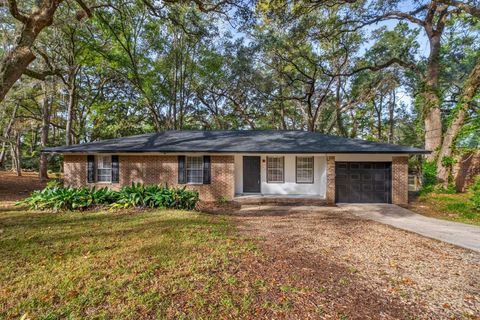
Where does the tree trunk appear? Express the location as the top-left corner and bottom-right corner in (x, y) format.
(0, 1), (62, 102)
(436, 61), (480, 186)
(423, 34), (443, 160)
(65, 75), (77, 146)
(10, 132), (22, 176)
(15, 132), (21, 176)
(39, 83), (51, 182)
(0, 143), (6, 169)
(0, 105), (18, 168)
(388, 89), (395, 143)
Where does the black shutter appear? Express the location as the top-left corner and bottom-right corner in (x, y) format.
(87, 155), (95, 183)
(111, 155), (119, 183)
(178, 156), (186, 184)
(203, 156), (211, 184)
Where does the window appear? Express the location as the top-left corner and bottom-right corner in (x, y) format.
(97, 155), (112, 182)
(267, 156), (284, 183)
(186, 156), (203, 184)
(296, 156), (314, 183)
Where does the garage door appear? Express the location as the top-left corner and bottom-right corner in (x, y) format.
(335, 162), (391, 203)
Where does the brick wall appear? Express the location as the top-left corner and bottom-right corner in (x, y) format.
(326, 156), (335, 205)
(392, 156), (408, 205)
(64, 155), (87, 188)
(63, 155), (235, 202)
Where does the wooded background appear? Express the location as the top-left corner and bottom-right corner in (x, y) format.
(0, 0), (478, 188)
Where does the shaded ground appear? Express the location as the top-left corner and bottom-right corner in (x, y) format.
(0, 208), (264, 319)
(232, 205), (480, 319)
(1, 174), (479, 319)
(408, 192), (480, 226)
(0, 171), (47, 201)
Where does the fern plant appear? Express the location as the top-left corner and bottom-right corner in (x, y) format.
(19, 183), (199, 211)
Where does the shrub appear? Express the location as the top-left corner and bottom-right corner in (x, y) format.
(420, 161), (437, 195)
(19, 187), (116, 211)
(112, 183), (199, 210)
(46, 179), (64, 189)
(470, 176), (480, 211)
(19, 183), (199, 211)
(419, 160), (457, 195)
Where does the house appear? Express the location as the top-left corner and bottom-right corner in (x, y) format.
(43, 130), (429, 204)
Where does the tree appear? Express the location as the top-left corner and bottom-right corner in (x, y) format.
(0, 0), (97, 103)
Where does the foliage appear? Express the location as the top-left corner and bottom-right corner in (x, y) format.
(0, 0), (479, 183)
(46, 179), (64, 189)
(440, 156), (456, 169)
(112, 183), (199, 210)
(18, 184), (199, 211)
(18, 187), (117, 211)
(470, 176), (480, 211)
(417, 192), (480, 226)
(420, 160), (458, 194)
(420, 161), (437, 195)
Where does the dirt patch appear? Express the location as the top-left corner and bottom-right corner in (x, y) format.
(0, 171), (47, 201)
(196, 200), (241, 214)
(232, 206), (480, 319)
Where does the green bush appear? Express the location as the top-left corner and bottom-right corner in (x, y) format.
(19, 187), (118, 211)
(419, 160), (457, 195)
(420, 161), (437, 195)
(112, 183), (199, 210)
(46, 179), (64, 189)
(18, 183), (199, 211)
(470, 176), (480, 211)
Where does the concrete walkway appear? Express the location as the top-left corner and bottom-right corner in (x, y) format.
(338, 204), (480, 253)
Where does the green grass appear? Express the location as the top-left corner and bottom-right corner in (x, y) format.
(0, 207), (258, 319)
(416, 192), (480, 226)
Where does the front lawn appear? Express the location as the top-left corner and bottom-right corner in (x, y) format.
(0, 207), (257, 319)
(410, 192), (480, 226)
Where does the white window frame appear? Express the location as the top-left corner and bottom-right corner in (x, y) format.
(296, 156), (314, 184)
(186, 156), (204, 184)
(266, 156), (284, 183)
(96, 155), (112, 183)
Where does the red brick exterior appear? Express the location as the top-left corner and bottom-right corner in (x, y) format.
(392, 156), (409, 205)
(326, 156), (336, 205)
(64, 154), (410, 204)
(63, 155), (235, 202)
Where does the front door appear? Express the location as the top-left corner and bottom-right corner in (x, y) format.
(243, 156), (261, 193)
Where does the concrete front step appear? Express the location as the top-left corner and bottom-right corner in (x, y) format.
(233, 195), (328, 206)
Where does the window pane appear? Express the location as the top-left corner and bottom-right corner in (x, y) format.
(296, 157), (313, 183)
(267, 157), (284, 183)
(186, 156), (203, 184)
(97, 156), (112, 182)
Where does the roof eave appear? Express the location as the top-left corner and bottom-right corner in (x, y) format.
(42, 149), (431, 155)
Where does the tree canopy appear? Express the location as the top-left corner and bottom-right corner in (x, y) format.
(0, 0), (479, 186)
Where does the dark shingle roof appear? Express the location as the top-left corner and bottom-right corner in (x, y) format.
(43, 130), (429, 154)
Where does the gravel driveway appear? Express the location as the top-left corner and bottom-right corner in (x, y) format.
(232, 205), (480, 319)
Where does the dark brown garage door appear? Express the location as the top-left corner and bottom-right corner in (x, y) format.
(335, 162), (391, 203)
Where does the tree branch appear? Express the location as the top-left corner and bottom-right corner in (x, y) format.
(7, 0), (29, 23)
(74, 0), (93, 19)
(331, 58), (421, 77)
(435, 0), (480, 18)
(380, 10), (426, 26)
(24, 68), (60, 80)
